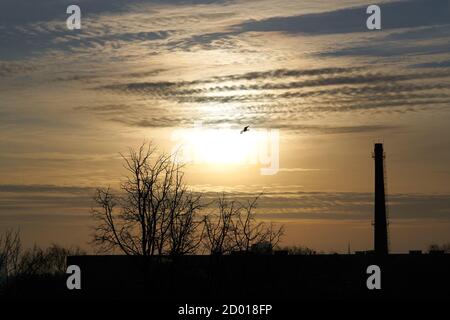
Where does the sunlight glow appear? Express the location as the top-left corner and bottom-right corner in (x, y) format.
(171, 125), (275, 166)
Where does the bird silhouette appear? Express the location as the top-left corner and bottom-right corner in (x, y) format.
(240, 126), (250, 134)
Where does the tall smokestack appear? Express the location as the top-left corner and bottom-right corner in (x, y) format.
(373, 143), (389, 255)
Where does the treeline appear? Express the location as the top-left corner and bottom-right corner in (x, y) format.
(429, 243), (450, 253)
(0, 229), (84, 295)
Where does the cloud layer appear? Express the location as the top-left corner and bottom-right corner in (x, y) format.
(1, 184), (450, 221)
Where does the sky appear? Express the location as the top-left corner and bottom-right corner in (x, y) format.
(0, 0), (449, 253)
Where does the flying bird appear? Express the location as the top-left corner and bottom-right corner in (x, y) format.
(240, 126), (250, 134)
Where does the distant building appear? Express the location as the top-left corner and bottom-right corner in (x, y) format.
(354, 250), (375, 255)
(250, 242), (273, 254)
(429, 250), (445, 255)
(273, 250), (288, 255)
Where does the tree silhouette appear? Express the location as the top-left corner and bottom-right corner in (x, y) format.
(204, 194), (239, 255)
(1, 229), (84, 295)
(91, 142), (204, 255)
(203, 194), (284, 254)
(0, 229), (21, 279)
(428, 243), (450, 253)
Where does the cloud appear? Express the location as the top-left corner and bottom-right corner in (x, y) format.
(0, 184), (95, 215)
(385, 25), (450, 41)
(193, 190), (450, 220)
(202, 67), (363, 82)
(0, 26), (173, 60)
(0, 0), (235, 60)
(0, 0), (232, 26)
(110, 115), (400, 134)
(2, 184), (450, 221)
(412, 59), (450, 69)
(170, 0), (450, 60)
(0, 61), (37, 77)
(0, 0), (138, 26)
(311, 8), (450, 59)
(59, 30), (173, 50)
(173, 0), (450, 50)
(236, 0), (450, 35)
(290, 124), (398, 134)
(93, 67), (450, 131)
(98, 68), (450, 95)
(319, 42), (450, 58)
(278, 168), (322, 172)
(52, 68), (166, 84)
(74, 104), (132, 114)
(0, 184), (93, 194)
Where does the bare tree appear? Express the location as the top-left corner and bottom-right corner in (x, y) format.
(204, 194), (284, 255)
(40, 244), (85, 274)
(278, 245), (316, 255)
(1, 230), (85, 283)
(167, 193), (205, 255)
(232, 195), (284, 253)
(16, 244), (85, 276)
(204, 194), (240, 255)
(0, 229), (21, 278)
(428, 243), (450, 253)
(91, 142), (204, 256)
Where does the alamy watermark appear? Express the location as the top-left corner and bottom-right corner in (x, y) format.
(66, 5), (81, 30)
(66, 265), (81, 290)
(366, 5), (382, 30)
(65, 4), (381, 31)
(366, 265), (381, 290)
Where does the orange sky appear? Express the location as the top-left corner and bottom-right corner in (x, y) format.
(1, 0), (449, 252)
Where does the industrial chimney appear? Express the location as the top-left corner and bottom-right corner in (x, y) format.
(373, 143), (389, 255)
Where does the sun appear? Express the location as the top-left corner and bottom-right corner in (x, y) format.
(171, 125), (265, 166)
